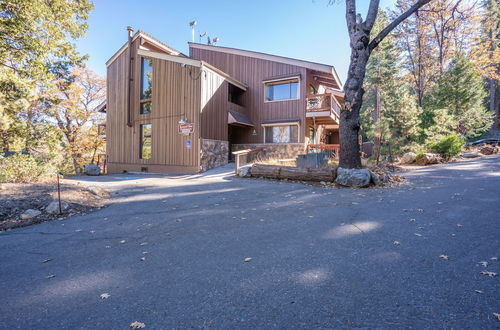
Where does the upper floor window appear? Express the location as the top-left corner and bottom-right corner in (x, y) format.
(264, 78), (299, 102)
(140, 57), (153, 114)
(228, 83), (245, 106)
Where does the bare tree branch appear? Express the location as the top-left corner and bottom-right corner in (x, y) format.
(345, 0), (357, 37)
(369, 0), (432, 51)
(363, 0), (380, 31)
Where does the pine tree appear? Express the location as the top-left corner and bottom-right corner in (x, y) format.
(361, 9), (422, 157)
(424, 52), (493, 139)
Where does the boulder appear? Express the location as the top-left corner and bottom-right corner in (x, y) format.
(20, 209), (41, 220)
(400, 152), (417, 164)
(84, 164), (101, 176)
(368, 169), (380, 186)
(461, 152), (480, 158)
(479, 145), (495, 155)
(335, 168), (371, 187)
(86, 185), (110, 197)
(416, 153), (442, 165)
(238, 165), (252, 177)
(45, 200), (70, 214)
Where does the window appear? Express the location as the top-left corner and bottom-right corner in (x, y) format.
(140, 124), (152, 159)
(140, 57), (153, 114)
(228, 83), (244, 106)
(265, 79), (299, 101)
(264, 125), (298, 143)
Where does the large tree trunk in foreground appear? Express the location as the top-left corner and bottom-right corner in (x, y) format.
(339, 0), (432, 169)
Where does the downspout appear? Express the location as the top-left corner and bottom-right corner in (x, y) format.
(126, 26), (134, 127)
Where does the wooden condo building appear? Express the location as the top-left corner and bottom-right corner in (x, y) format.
(105, 30), (344, 174)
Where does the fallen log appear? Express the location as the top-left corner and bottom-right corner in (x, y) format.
(250, 164), (337, 182)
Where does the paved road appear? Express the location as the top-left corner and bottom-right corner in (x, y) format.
(1, 156), (499, 329)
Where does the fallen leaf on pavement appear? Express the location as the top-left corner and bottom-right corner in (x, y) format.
(130, 321), (146, 329)
(475, 290), (484, 294)
(414, 233), (423, 237)
(120, 240), (126, 244)
(393, 241), (400, 246)
(46, 274), (55, 279)
(478, 261), (488, 267)
(409, 218), (416, 222)
(439, 254), (449, 260)
(480, 271), (497, 277)
(491, 257), (498, 261)
(244, 258), (252, 262)
(140, 257), (146, 261)
(100, 293), (110, 299)
(42, 258), (52, 263)
(493, 313), (500, 321)
(457, 224), (463, 227)
(140, 242), (148, 246)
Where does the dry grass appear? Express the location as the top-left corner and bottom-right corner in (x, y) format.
(253, 156), (297, 167)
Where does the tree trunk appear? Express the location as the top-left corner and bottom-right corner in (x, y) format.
(490, 79), (498, 133)
(339, 33), (370, 169)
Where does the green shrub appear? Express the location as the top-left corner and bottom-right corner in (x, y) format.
(0, 154), (47, 183)
(430, 134), (464, 159)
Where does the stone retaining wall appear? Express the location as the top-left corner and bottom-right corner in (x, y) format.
(231, 143), (306, 163)
(200, 139), (228, 172)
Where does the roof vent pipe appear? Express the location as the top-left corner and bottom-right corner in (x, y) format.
(126, 26), (134, 127)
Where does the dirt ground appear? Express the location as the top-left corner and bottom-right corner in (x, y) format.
(0, 181), (109, 231)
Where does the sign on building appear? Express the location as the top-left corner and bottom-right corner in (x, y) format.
(178, 123), (194, 135)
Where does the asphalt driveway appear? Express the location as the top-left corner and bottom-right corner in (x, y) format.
(1, 156), (499, 329)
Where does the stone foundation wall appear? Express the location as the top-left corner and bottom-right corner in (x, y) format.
(200, 139), (229, 172)
(231, 143), (306, 163)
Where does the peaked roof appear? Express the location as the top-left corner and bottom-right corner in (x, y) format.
(189, 42), (343, 89)
(106, 30), (185, 66)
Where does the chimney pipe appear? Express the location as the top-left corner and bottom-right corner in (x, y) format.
(126, 26), (134, 127)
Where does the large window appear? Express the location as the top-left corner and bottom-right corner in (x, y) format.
(228, 83), (244, 106)
(264, 125), (298, 143)
(265, 79), (299, 102)
(140, 57), (153, 114)
(140, 124), (152, 159)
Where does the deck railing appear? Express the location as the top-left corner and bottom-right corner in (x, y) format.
(306, 94), (341, 117)
(306, 144), (340, 160)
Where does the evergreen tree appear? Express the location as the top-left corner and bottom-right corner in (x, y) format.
(361, 9), (422, 156)
(424, 52), (493, 139)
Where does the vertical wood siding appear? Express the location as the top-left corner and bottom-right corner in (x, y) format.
(106, 39), (201, 172)
(190, 48), (307, 143)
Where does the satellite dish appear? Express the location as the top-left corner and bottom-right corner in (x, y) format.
(189, 21), (197, 27)
(212, 37), (219, 45)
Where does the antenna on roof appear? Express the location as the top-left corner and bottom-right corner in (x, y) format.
(199, 32), (206, 43)
(212, 37), (219, 45)
(188, 21), (197, 43)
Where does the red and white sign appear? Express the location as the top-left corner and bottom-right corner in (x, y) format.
(178, 123), (194, 135)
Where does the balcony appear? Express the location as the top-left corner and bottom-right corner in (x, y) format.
(306, 93), (341, 123)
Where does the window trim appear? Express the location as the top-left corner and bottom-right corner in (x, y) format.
(262, 122), (300, 144)
(263, 77), (300, 103)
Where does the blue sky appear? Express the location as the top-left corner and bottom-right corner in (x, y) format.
(77, 0), (396, 83)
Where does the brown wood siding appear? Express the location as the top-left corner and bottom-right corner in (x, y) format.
(106, 39), (201, 172)
(200, 69), (228, 141)
(190, 47), (307, 144)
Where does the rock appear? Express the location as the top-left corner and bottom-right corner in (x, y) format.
(400, 152), (417, 164)
(84, 164), (101, 176)
(416, 153), (442, 165)
(20, 209), (41, 220)
(479, 145), (495, 155)
(238, 165), (252, 177)
(45, 200), (70, 214)
(335, 168), (371, 188)
(461, 152), (480, 158)
(368, 169), (381, 186)
(86, 185), (110, 197)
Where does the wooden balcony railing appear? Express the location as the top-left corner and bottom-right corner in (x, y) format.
(306, 94), (341, 117)
(306, 144), (340, 160)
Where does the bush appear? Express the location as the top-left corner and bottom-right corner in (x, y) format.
(430, 134), (464, 159)
(0, 154), (47, 183)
